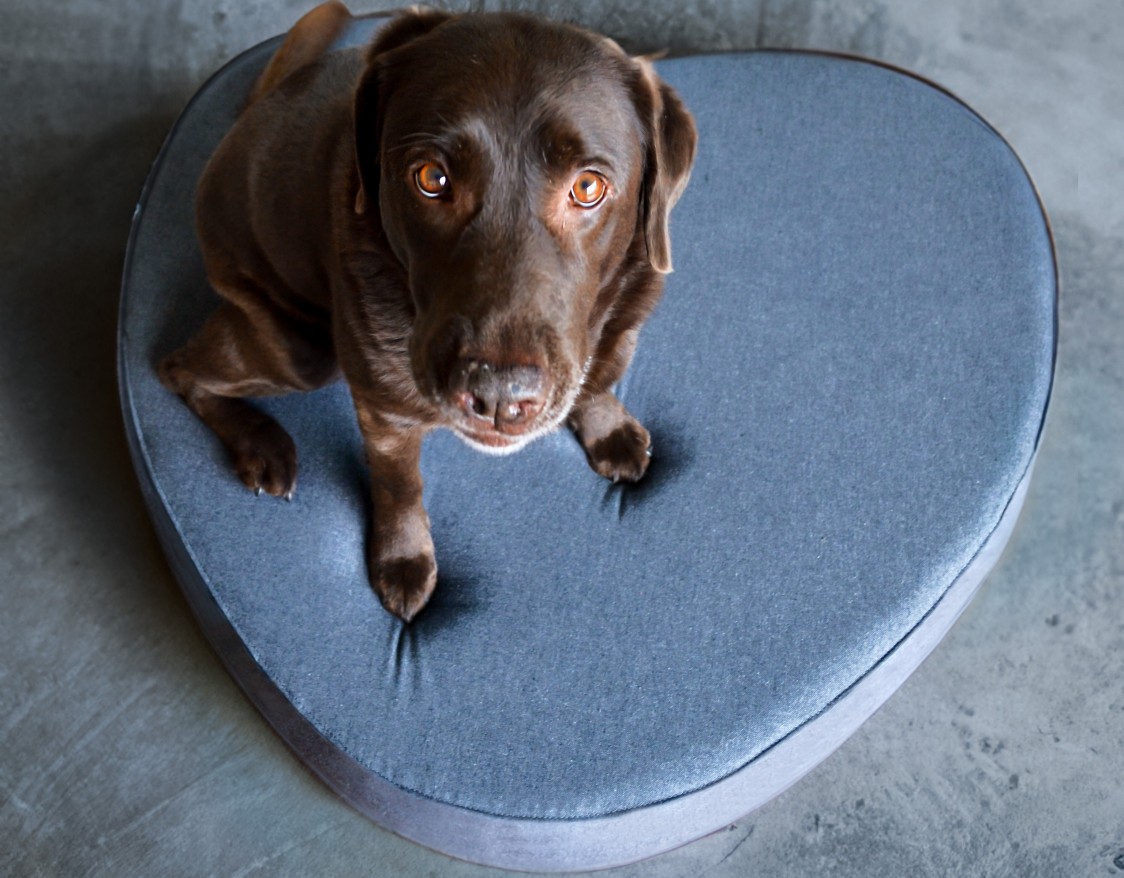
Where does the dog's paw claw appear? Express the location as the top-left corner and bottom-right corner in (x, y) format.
(233, 423), (298, 499)
(374, 553), (437, 623)
(586, 419), (652, 484)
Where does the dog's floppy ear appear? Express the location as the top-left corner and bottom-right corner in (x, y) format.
(631, 59), (697, 274)
(353, 8), (454, 215)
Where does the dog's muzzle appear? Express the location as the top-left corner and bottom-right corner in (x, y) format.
(448, 358), (549, 436)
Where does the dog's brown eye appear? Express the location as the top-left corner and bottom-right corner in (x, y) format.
(415, 162), (449, 198)
(570, 171), (607, 208)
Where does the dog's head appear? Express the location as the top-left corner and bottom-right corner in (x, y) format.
(354, 10), (696, 453)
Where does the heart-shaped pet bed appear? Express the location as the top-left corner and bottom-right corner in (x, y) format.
(118, 14), (1055, 872)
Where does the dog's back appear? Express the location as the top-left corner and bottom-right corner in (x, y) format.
(196, 30), (363, 316)
(247, 0), (353, 106)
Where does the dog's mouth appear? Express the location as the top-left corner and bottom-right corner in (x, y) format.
(453, 425), (534, 454)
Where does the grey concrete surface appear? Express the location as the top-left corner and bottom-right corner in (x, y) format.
(1, 0), (1120, 875)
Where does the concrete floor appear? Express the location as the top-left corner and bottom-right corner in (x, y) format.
(2, 0), (1122, 875)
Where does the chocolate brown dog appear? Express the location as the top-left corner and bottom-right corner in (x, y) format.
(159, 2), (697, 621)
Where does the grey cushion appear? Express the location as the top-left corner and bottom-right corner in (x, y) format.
(118, 15), (1055, 872)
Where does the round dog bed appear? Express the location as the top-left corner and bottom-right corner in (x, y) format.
(118, 15), (1055, 872)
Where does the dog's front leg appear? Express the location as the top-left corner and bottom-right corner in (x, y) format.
(354, 405), (436, 622)
(568, 323), (653, 484)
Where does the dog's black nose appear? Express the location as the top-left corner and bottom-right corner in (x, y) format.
(452, 359), (546, 429)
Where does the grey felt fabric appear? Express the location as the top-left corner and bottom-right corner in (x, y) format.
(118, 15), (1054, 857)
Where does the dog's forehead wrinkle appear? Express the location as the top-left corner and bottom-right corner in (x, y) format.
(384, 129), (460, 161)
(532, 95), (642, 170)
(391, 108), (510, 174)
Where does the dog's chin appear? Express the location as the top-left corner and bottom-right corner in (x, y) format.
(451, 414), (569, 456)
(452, 427), (536, 456)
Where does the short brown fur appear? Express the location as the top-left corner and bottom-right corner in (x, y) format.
(159, 4), (697, 621)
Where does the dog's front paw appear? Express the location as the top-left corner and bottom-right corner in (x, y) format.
(372, 552), (437, 623)
(586, 417), (652, 483)
(369, 513), (437, 622)
(232, 417), (298, 499)
(569, 392), (652, 484)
